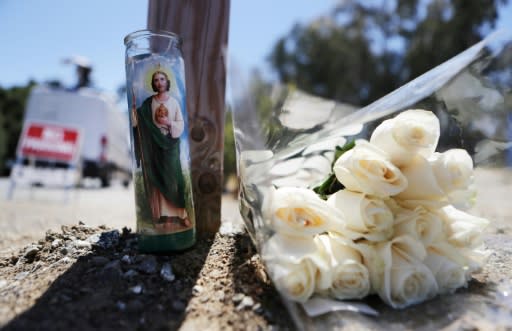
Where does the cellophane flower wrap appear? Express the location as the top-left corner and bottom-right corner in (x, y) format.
(230, 31), (512, 327)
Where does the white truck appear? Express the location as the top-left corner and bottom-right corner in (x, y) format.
(13, 85), (132, 188)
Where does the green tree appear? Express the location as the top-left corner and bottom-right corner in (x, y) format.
(269, 0), (507, 106)
(0, 81), (36, 175)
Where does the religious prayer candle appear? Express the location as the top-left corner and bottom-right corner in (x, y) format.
(124, 29), (196, 252)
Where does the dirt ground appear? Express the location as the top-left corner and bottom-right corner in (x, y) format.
(0, 168), (511, 330)
(0, 225), (294, 331)
(0, 179), (294, 330)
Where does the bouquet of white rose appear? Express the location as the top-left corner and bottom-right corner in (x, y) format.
(231, 31), (512, 323)
(260, 109), (489, 309)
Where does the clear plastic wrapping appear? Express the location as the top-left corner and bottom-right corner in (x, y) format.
(230, 30), (512, 329)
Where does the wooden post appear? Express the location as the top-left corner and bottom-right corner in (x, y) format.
(147, 0), (230, 234)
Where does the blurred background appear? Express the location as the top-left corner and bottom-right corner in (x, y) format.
(1, 0), (512, 249)
(1, 0), (512, 183)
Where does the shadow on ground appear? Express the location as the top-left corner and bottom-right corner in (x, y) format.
(1, 225), (294, 330)
(2, 228), (214, 330)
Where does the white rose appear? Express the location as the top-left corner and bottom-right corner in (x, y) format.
(333, 140), (407, 198)
(424, 242), (470, 294)
(316, 234), (371, 300)
(396, 150), (476, 208)
(395, 155), (446, 203)
(267, 259), (317, 303)
(327, 190), (394, 241)
(262, 234), (330, 302)
(437, 205), (489, 248)
(430, 149), (474, 191)
(370, 109), (440, 166)
(361, 235), (438, 309)
(394, 205), (445, 246)
(429, 149), (475, 208)
(263, 187), (345, 237)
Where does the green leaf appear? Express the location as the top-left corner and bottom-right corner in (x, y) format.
(312, 140), (355, 199)
(332, 140), (355, 168)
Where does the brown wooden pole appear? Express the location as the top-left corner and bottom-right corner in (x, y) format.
(147, 0), (230, 234)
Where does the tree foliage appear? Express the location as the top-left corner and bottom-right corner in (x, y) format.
(269, 0), (507, 106)
(0, 82), (36, 175)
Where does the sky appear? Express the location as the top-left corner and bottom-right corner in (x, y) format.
(0, 0), (334, 95)
(0, 0), (511, 97)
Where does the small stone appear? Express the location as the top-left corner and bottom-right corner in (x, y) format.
(73, 240), (92, 250)
(130, 284), (143, 294)
(199, 296), (209, 303)
(232, 293), (245, 304)
(9, 256), (18, 265)
(78, 220), (85, 225)
(15, 272), (29, 280)
(121, 255), (132, 264)
(192, 285), (204, 295)
(60, 257), (72, 264)
(24, 245), (41, 259)
(61, 225), (71, 234)
(51, 239), (62, 248)
(96, 230), (120, 249)
(85, 233), (101, 245)
(90, 256), (109, 267)
(160, 263), (175, 282)
(136, 255), (158, 274)
(236, 296), (255, 310)
(252, 303), (263, 314)
(45, 230), (58, 241)
(0, 279), (8, 289)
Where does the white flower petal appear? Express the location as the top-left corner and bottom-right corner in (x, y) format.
(264, 187), (344, 237)
(270, 259), (316, 303)
(370, 109), (440, 166)
(316, 234), (371, 299)
(262, 234), (318, 264)
(430, 149), (474, 193)
(394, 206), (445, 245)
(425, 242), (469, 294)
(374, 236), (437, 308)
(262, 234), (330, 303)
(396, 155), (445, 201)
(438, 205), (489, 248)
(333, 140), (407, 197)
(327, 190), (394, 241)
